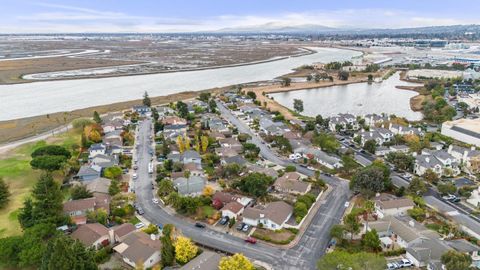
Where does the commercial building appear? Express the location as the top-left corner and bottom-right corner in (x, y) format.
(441, 119), (480, 147)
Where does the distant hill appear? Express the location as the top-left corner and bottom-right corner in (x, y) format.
(216, 22), (339, 33)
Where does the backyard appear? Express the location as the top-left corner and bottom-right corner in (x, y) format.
(0, 129), (80, 237)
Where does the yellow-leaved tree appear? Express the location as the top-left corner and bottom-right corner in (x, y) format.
(218, 253), (254, 270)
(177, 135), (185, 153)
(201, 136), (209, 153)
(202, 185), (214, 197)
(174, 236), (198, 264)
(184, 136), (191, 151)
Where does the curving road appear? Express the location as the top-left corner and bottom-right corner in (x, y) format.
(134, 103), (351, 270)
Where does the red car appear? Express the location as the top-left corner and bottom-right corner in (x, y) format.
(245, 237), (257, 244)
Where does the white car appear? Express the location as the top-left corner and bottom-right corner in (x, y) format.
(132, 173), (138, 180)
(152, 198), (159, 204)
(344, 202), (350, 208)
(386, 262), (400, 269)
(135, 222), (145, 229)
(398, 259), (413, 268)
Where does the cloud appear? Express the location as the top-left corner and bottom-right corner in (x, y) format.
(3, 3), (480, 33)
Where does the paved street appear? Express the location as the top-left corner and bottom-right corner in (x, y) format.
(133, 102), (351, 270)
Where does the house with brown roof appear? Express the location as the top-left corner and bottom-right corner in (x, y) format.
(242, 201), (293, 230)
(113, 231), (162, 269)
(221, 201), (244, 219)
(70, 223), (111, 249)
(63, 194), (111, 224)
(112, 223), (136, 243)
(212, 191), (252, 210)
(375, 197), (415, 219)
(273, 172), (311, 195)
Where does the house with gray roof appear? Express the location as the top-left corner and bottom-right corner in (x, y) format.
(113, 231), (161, 269)
(357, 127), (394, 146)
(242, 201), (293, 230)
(388, 123), (425, 137)
(91, 154), (119, 169)
(76, 165), (101, 181)
(179, 250), (223, 270)
(89, 143), (106, 158)
(448, 144), (480, 174)
(167, 150), (201, 165)
(364, 114), (390, 127)
(86, 177), (111, 194)
(328, 113), (359, 132)
(304, 148), (343, 169)
(173, 176), (206, 196)
(414, 150), (460, 177)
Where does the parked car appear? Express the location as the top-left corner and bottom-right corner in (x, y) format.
(386, 262), (400, 269)
(242, 224), (250, 232)
(136, 207), (144, 215)
(397, 259), (412, 268)
(236, 223), (245, 231)
(195, 222), (206, 228)
(244, 237), (257, 244)
(132, 173), (138, 180)
(344, 202), (350, 208)
(219, 216), (230, 225)
(135, 222), (145, 229)
(152, 198), (159, 204)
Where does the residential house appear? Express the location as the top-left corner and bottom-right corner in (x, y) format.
(414, 150), (460, 177)
(113, 231), (161, 269)
(304, 148), (343, 169)
(63, 194), (111, 224)
(162, 124), (187, 139)
(183, 162), (204, 177)
(388, 123), (424, 137)
(133, 105), (151, 116)
(219, 137), (243, 153)
(221, 201), (244, 219)
(375, 197), (415, 219)
(364, 114), (390, 127)
(448, 145), (480, 174)
(248, 164), (279, 178)
(103, 131), (123, 148)
(215, 147), (239, 158)
(167, 150), (201, 165)
(112, 223), (136, 243)
(357, 128), (394, 146)
(91, 154), (119, 169)
(179, 250), (223, 270)
(273, 172), (311, 195)
(212, 191), (252, 210)
(86, 177), (111, 194)
(162, 116), (187, 126)
(259, 118), (290, 136)
(375, 146), (392, 156)
(389, 145), (410, 153)
(71, 223), (111, 250)
(102, 118), (125, 133)
(407, 238), (451, 268)
(444, 239), (480, 268)
(329, 113), (359, 132)
(89, 143), (106, 158)
(76, 165), (101, 181)
(243, 201), (293, 230)
(221, 155), (248, 166)
(173, 176), (206, 196)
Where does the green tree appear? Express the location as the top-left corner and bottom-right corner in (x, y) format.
(362, 229), (381, 252)
(441, 250), (473, 270)
(408, 207), (426, 222)
(30, 155), (67, 171)
(233, 173), (274, 197)
(0, 177), (11, 209)
(386, 152), (415, 171)
(330, 225), (345, 243)
(157, 180), (175, 197)
(281, 77), (291, 87)
(41, 235), (98, 270)
(143, 91), (151, 107)
(31, 145), (71, 159)
(246, 91), (257, 100)
(338, 70), (349, 81)
(161, 224), (175, 267)
(285, 165), (297, 172)
(317, 250), (386, 270)
(350, 166), (388, 198)
(19, 174), (65, 228)
(70, 185), (93, 200)
(438, 182), (457, 195)
(294, 202), (308, 223)
(363, 139), (377, 154)
(93, 111), (102, 124)
(293, 99), (304, 113)
(104, 166), (123, 180)
(408, 177), (428, 195)
(343, 213), (360, 241)
(108, 180), (121, 196)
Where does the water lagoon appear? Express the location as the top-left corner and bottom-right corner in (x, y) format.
(0, 47), (361, 121)
(269, 72), (423, 121)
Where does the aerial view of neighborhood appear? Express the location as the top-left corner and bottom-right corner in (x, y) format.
(2, 1), (480, 270)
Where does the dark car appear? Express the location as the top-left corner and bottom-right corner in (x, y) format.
(194, 222), (206, 228)
(219, 216), (229, 225)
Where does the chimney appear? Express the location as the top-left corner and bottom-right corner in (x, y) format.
(409, 220), (415, 227)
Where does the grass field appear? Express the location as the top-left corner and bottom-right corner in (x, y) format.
(0, 130), (80, 237)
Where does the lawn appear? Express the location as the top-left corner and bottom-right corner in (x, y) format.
(252, 228), (296, 245)
(0, 129), (80, 237)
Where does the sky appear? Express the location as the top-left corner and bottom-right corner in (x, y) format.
(1, 0), (480, 33)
